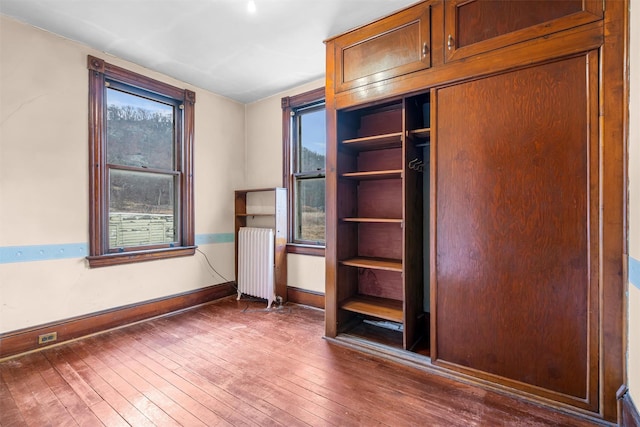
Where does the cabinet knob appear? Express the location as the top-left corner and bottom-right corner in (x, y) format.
(447, 35), (454, 51)
(422, 42), (429, 57)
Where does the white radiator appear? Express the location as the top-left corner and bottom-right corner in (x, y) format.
(237, 227), (275, 308)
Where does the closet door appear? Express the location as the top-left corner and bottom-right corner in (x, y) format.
(444, 0), (603, 62)
(432, 53), (599, 410)
(332, 1), (431, 93)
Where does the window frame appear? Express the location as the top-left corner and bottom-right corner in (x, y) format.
(87, 55), (195, 267)
(282, 87), (326, 256)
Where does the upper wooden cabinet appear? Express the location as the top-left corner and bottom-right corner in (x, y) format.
(444, 0), (603, 62)
(330, 1), (431, 93)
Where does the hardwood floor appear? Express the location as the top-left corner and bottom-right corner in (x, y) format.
(1, 296), (603, 426)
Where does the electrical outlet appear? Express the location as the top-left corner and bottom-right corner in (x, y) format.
(38, 332), (57, 345)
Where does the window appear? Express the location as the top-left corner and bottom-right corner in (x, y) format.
(282, 88), (326, 255)
(87, 55), (195, 267)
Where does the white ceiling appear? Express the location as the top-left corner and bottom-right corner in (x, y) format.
(0, 0), (417, 103)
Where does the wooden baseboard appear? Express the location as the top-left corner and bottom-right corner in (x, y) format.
(620, 387), (640, 427)
(0, 282), (235, 360)
(287, 287), (325, 309)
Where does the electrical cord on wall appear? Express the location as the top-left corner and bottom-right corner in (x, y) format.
(196, 248), (288, 313)
(196, 247), (233, 285)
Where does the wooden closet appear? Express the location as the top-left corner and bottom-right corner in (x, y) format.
(333, 94), (430, 351)
(324, 0), (626, 422)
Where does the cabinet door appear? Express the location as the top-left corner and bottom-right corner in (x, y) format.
(432, 53), (599, 410)
(333, 2), (431, 93)
(444, 0), (603, 62)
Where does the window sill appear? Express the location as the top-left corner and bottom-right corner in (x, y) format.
(286, 244), (325, 257)
(87, 246), (196, 268)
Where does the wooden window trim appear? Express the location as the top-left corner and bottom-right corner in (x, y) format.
(282, 87), (326, 255)
(286, 243), (325, 257)
(87, 55), (195, 267)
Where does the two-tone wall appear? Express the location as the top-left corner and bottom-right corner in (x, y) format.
(3, 9), (633, 403)
(0, 15), (245, 333)
(628, 0), (640, 407)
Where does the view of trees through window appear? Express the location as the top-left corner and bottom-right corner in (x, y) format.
(106, 88), (178, 249)
(295, 106), (325, 243)
(87, 56), (195, 266)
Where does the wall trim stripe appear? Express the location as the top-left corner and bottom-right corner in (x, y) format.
(0, 243), (88, 264)
(195, 233), (235, 245)
(0, 233), (234, 264)
(630, 256), (640, 290)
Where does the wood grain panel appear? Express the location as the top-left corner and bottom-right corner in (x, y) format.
(599, 1), (627, 420)
(357, 147), (402, 172)
(357, 179), (403, 218)
(341, 295), (403, 322)
(434, 55), (598, 405)
(334, 20), (604, 111)
(333, 2), (431, 92)
(358, 268), (403, 300)
(444, 0), (603, 62)
(335, 174), (359, 321)
(343, 22), (421, 82)
(357, 106), (403, 138)
(324, 35), (339, 339)
(358, 222), (403, 260)
(456, 0), (583, 47)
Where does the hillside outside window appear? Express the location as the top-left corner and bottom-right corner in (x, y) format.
(87, 56), (195, 267)
(282, 87), (326, 253)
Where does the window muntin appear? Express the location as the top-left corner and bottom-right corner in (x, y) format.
(105, 84), (181, 251)
(291, 102), (326, 245)
(108, 169), (178, 249)
(298, 106), (326, 172)
(87, 55), (195, 267)
(295, 177), (325, 242)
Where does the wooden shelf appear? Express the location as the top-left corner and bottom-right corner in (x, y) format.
(409, 128), (431, 139)
(342, 217), (403, 224)
(342, 132), (403, 151)
(341, 170), (402, 180)
(341, 256), (402, 272)
(341, 295), (403, 323)
(330, 89), (428, 352)
(234, 187), (287, 302)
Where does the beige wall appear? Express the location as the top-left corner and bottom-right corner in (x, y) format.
(0, 15), (245, 332)
(628, 0), (640, 403)
(245, 79), (326, 292)
(287, 254), (325, 293)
